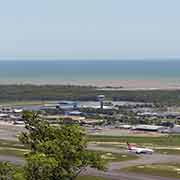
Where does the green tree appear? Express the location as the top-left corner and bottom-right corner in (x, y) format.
(0, 162), (15, 180)
(0, 162), (24, 180)
(19, 111), (105, 180)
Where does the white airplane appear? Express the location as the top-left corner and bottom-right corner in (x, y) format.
(127, 142), (154, 154)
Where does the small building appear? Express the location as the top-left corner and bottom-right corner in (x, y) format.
(40, 115), (85, 124)
(57, 101), (79, 110)
(13, 108), (23, 113)
(0, 107), (13, 113)
(137, 112), (158, 117)
(81, 119), (104, 125)
(66, 111), (83, 116)
(0, 113), (9, 120)
(132, 124), (164, 132)
(118, 124), (132, 129)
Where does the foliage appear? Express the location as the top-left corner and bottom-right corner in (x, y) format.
(0, 85), (97, 102)
(0, 162), (15, 180)
(24, 153), (58, 180)
(18, 111), (105, 180)
(0, 111), (105, 180)
(0, 162), (24, 180)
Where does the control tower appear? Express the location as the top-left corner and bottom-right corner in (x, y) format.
(97, 95), (105, 110)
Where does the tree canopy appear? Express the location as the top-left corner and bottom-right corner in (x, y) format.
(0, 111), (105, 180)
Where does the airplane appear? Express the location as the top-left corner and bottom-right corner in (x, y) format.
(127, 142), (154, 154)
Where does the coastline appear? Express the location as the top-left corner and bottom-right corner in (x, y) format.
(0, 60), (180, 90)
(0, 79), (180, 90)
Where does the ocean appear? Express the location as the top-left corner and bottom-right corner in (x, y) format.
(0, 60), (180, 86)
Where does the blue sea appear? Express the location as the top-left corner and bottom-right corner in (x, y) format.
(0, 60), (180, 85)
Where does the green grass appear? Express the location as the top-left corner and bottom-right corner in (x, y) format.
(98, 152), (138, 162)
(76, 176), (109, 180)
(122, 163), (180, 179)
(0, 100), (50, 106)
(89, 135), (180, 146)
(0, 139), (29, 157)
(0, 148), (29, 157)
(0, 139), (25, 149)
(96, 143), (125, 149)
(156, 149), (180, 155)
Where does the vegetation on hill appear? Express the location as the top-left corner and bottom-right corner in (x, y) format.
(0, 84), (180, 105)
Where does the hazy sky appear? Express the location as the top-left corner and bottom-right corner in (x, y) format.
(0, 0), (180, 60)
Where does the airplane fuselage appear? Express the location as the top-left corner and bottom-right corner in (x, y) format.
(127, 143), (154, 154)
(128, 147), (154, 154)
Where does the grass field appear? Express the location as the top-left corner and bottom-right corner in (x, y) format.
(95, 143), (126, 149)
(0, 148), (29, 157)
(89, 135), (180, 146)
(0, 100), (58, 106)
(122, 163), (180, 179)
(98, 152), (138, 162)
(156, 148), (180, 155)
(0, 139), (28, 157)
(0, 139), (25, 149)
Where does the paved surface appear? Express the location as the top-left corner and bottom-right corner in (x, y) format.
(0, 124), (24, 141)
(86, 145), (180, 180)
(0, 155), (24, 165)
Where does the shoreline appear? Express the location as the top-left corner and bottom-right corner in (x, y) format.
(0, 79), (180, 90)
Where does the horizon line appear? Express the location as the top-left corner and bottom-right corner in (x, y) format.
(0, 57), (180, 61)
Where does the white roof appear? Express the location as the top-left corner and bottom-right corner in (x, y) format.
(13, 109), (23, 113)
(119, 124), (132, 129)
(132, 124), (163, 130)
(68, 111), (82, 115)
(0, 113), (8, 117)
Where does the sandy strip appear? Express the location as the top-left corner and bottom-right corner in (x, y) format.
(0, 79), (180, 90)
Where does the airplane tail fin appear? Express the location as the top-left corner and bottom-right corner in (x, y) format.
(127, 142), (132, 150)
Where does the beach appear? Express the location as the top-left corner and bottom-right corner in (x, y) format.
(0, 79), (179, 90)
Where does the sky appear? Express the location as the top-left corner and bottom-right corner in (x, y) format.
(0, 0), (180, 60)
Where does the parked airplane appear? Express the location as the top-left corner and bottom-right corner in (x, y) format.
(127, 142), (154, 154)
